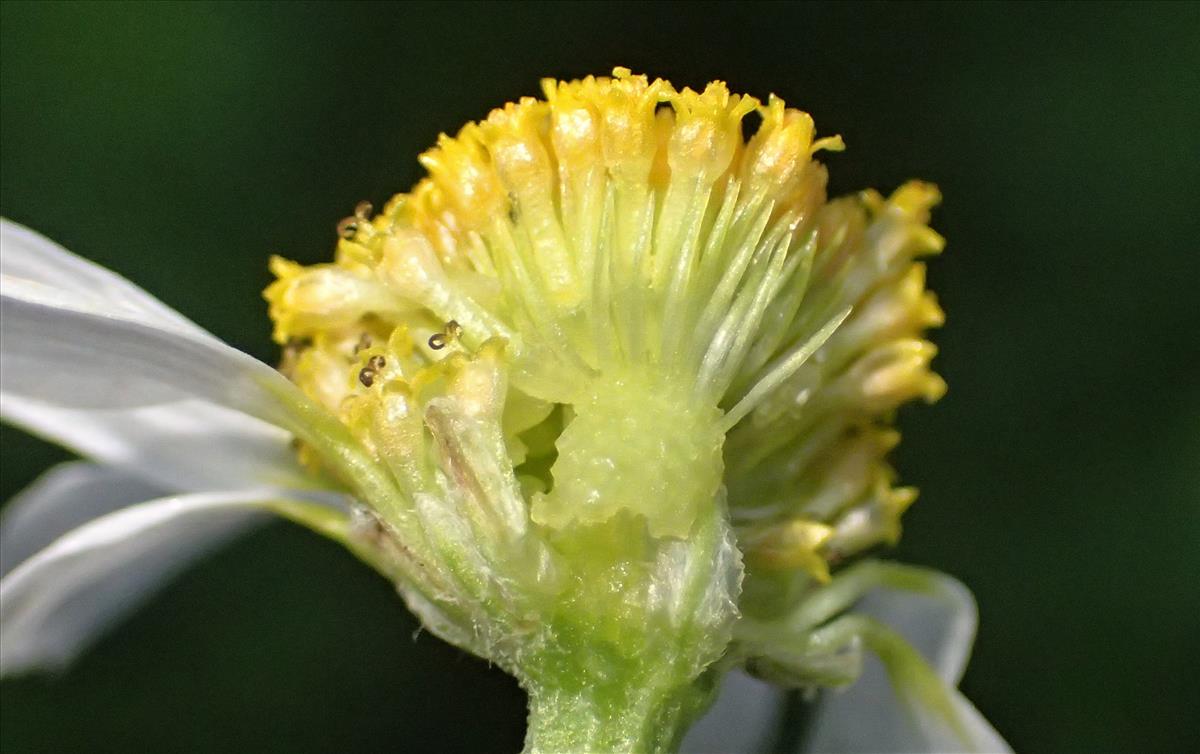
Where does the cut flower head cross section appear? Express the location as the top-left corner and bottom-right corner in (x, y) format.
(0, 69), (1009, 753)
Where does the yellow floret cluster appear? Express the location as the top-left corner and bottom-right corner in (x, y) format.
(265, 68), (945, 588)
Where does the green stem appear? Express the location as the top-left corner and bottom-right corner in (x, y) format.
(522, 677), (710, 754)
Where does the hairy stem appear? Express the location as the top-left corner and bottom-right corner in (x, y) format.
(522, 675), (714, 754)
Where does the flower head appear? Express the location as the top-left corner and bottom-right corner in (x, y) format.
(1, 69), (1008, 754)
(266, 68), (944, 582)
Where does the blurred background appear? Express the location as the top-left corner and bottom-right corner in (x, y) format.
(2, 2), (1197, 752)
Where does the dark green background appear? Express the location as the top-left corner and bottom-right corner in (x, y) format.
(2, 2), (1197, 752)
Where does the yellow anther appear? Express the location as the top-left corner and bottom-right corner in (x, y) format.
(667, 80), (758, 182)
(746, 518), (835, 582)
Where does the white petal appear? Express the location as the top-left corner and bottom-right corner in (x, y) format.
(800, 575), (1011, 754)
(1, 224), (340, 495)
(1, 273), (303, 429)
(1, 275), (378, 503)
(2, 396), (315, 493)
(855, 571), (976, 686)
(0, 218), (206, 336)
(0, 488), (347, 676)
(801, 653), (1008, 754)
(0, 462), (163, 575)
(681, 669), (786, 754)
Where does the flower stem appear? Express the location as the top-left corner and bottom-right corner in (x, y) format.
(522, 675), (713, 754)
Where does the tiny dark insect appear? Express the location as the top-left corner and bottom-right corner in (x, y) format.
(428, 333), (447, 350)
(358, 367), (376, 387)
(368, 355), (386, 370)
(337, 217), (358, 239)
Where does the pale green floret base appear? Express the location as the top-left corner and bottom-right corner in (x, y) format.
(531, 371), (725, 539)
